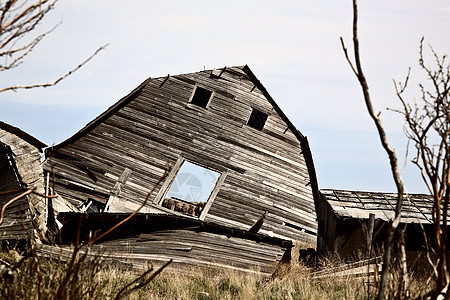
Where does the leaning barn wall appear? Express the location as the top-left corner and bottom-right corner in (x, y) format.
(46, 66), (317, 242)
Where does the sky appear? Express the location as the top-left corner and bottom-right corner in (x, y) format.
(1, 1), (449, 194)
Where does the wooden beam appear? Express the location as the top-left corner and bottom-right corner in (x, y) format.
(104, 167), (132, 211)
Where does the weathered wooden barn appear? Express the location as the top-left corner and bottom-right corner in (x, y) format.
(317, 189), (437, 258)
(42, 65), (320, 274)
(0, 122), (47, 240)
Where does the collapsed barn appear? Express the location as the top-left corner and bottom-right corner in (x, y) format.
(37, 65), (320, 275)
(1, 65), (439, 276)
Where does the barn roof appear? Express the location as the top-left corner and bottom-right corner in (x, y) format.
(320, 189), (434, 224)
(0, 121), (47, 151)
(49, 65), (306, 149)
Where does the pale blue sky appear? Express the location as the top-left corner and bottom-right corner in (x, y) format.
(1, 1), (449, 194)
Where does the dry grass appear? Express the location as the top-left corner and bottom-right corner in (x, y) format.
(0, 243), (435, 299)
(129, 263), (371, 300)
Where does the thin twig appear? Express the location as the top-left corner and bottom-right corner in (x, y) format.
(341, 1), (407, 298)
(113, 259), (173, 300)
(0, 188), (34, 225)
(0, 43), (109, 93)
(0, 186), (59, 225)
(90, 172), (167, 245)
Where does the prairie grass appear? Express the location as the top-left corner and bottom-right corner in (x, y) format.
(0, 243), (434, 299)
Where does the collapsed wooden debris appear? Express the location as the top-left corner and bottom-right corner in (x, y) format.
(37, 213), (292, 276)
(316, 189), (445, 278)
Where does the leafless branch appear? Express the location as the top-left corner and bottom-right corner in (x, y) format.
(393, 37), (450, 298)
(339, 37), (358, 77)
(0, 186), (59, 225)
(90, 171), (167, 245)
(0, 188), (34, 225)
(0, 1), (107, 93)
(0, 21), (60, 71)
(341, 1), (408, 298)
(0, 43), (109, 93)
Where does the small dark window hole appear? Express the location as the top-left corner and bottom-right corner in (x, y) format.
(247, 108), (268, 131)
(190, 86), (212, 108)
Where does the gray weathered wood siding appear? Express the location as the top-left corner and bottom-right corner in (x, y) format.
(0, 124), (46, 240)
(0, 143), (31, 239)
(38, 229), (288, 276)
(45, 66), (317, 242)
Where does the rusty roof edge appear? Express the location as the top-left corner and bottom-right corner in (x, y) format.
(0, 121), (47, 151)
(45, 77), (152, 156)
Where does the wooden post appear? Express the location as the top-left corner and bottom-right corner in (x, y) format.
(367, 213), (375, 253)
(104, 168), (132, 212)
(367, 213), (375, 294)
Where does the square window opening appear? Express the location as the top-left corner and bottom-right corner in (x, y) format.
(247, 108), (268, 131)
(161, 161), (220, 217)
(190, 86), (213, 108)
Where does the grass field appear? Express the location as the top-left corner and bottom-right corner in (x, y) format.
(0, 243), (433, 299)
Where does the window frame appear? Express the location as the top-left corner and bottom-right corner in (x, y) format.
(187, 84), (214, 109)
(247, 108), (269, 131)
(153, 157), (227, 220)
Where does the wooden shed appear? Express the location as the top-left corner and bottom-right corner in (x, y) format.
(0, 122), (47, 240)
(43, 65), (320, 274)
(317, 189), (437, 258)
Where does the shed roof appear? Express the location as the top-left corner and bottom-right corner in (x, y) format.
(320, 189), (434, 224)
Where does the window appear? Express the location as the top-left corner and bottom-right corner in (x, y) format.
(160, 160), (222, 218)
(190, 86), (213, 108)
(247, 108), (268, 131)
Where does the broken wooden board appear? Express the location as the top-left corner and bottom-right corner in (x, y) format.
(42, 212), (292, 276)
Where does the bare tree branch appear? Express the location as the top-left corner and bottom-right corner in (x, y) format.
(341, 1), (408, 298)
(0, 186), (59, 225)
(394, 37), (450, 298)
(0, 1), (107, 93)
(0, 43), (109, 93)
(0, 21), (60, 71)
(339, 37), (358, 77)
(89, 171), (167, 245)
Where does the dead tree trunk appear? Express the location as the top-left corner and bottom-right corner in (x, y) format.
(340, 1), (408, 298)
(394, 37), (450, 299)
